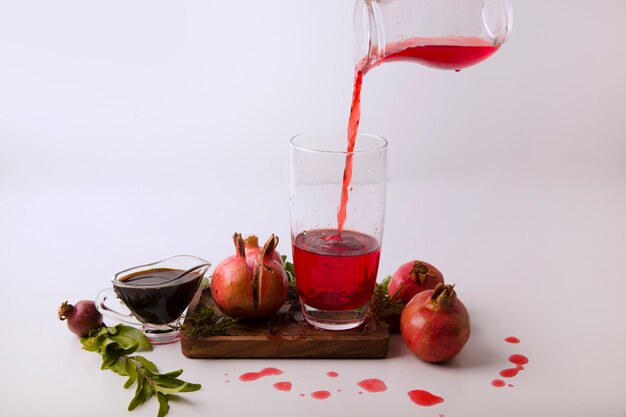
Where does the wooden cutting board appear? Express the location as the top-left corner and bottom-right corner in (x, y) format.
(180, 288), (389, 359)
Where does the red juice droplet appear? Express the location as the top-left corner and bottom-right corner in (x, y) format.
(508, 384), (514, 387)
(499, 367), (521, 378)
(239, 367), (283, 382)
(505, 336), (520, 344)
(491, 379), (505, 388)
(509, 354), (529, 365)
(357, 378), (388, 393)
(358, 391), (363, 395)
(407, 390), (444, 406)
(273, 381), (292, 392)
(326, 371), (339, 378)
(311, 390), (331, 400)
(299, 393), (305, 397)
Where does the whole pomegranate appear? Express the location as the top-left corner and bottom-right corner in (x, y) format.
(58, 300), (104, 337)
(388, 260), (444, 304)
(400, 283), (470, 363)
(211, 233), (288, 320)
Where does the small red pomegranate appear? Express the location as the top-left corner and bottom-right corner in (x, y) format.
(58, 300), (104, 337)
(388, 260), (444, 304)
(400, 283), (470, 363)
(211, 233), (288, 320)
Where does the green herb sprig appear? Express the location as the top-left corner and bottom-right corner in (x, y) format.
(182, 302), (238, 339)
(80, 325), (201, 417)
(362, 275), (405, 334)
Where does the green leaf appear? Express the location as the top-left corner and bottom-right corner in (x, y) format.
(153, 381), (189, 395)
(157, 369), (183, 379)
(101, 348), (120, 370)
(78, 324), (200, 416)
(179, 382), (201, 392)
(118, 343), (139, 356)
(124, 356), (137, 377)
(123, 374), (137, 388)
(80, 327), (109, 351)
(131, 356), (158, 373)
(123, 358), (138, 387)
(380, 275), (391, 292)
(128, 375), (151, 411)
(108, 358), (128, 376)
(98, 337), (122, 355)
(282, 257), (296, 282)
(153, 378), (201, 394)
(200, 276), (209, 288)
(109, 325), (152, 351)
(156, 393), (170, 417)
(153, 377), (201, 393)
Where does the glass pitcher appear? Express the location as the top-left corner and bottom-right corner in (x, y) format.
(354, 0), (513, 72)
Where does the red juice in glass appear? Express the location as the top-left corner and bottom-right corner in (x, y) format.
(292, 229), (380, 311)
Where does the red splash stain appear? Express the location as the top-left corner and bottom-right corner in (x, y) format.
(499, 367), (522, 378)
(509, 354), (529, 365)
(491, 379), (505, 387)
(357, 378), (388, 393)
(239, 367), (283, 382)
(273, 381), (292, 392)
(504, 336), (520, 344)
(311, 390), (331, 400)
(407, 390), (444, 406)
(326, 371), (339, 378)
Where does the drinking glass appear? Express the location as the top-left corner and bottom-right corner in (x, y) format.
(290, 131), (387, 330)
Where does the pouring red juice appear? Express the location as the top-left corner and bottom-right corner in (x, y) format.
(294, 37), (496, 314)
(338, 37), (496, 232)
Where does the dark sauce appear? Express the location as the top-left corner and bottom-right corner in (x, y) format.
(114, 268), (202, 324)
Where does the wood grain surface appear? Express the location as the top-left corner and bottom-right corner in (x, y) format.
(180, 288), (389, 359)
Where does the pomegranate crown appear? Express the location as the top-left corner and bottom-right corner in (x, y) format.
(430, 283), (457, 309)
(410, 261), (435, 285)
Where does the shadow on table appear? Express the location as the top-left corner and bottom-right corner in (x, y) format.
(386, 326), (500, 369)
(444, 325), (501, 369)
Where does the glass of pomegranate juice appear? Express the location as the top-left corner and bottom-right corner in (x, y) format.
(290, 131), (387, 330)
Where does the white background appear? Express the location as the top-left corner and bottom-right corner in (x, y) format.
(1, 1), (625, 417)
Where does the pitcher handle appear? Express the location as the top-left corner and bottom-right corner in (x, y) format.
(95, 288), (142, 327)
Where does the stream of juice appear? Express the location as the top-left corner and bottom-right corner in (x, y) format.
(336, 37), (498, 233)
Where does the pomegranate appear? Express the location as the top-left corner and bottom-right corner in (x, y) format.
(58, 300), (104, 337)
(388, 260), (444, 304)
(400, 283), (470, 363)
(211, 233), (288, 319)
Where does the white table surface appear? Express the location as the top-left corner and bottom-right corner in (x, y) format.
(1, 1), (625, 416)
(1, 171), (625, 417)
